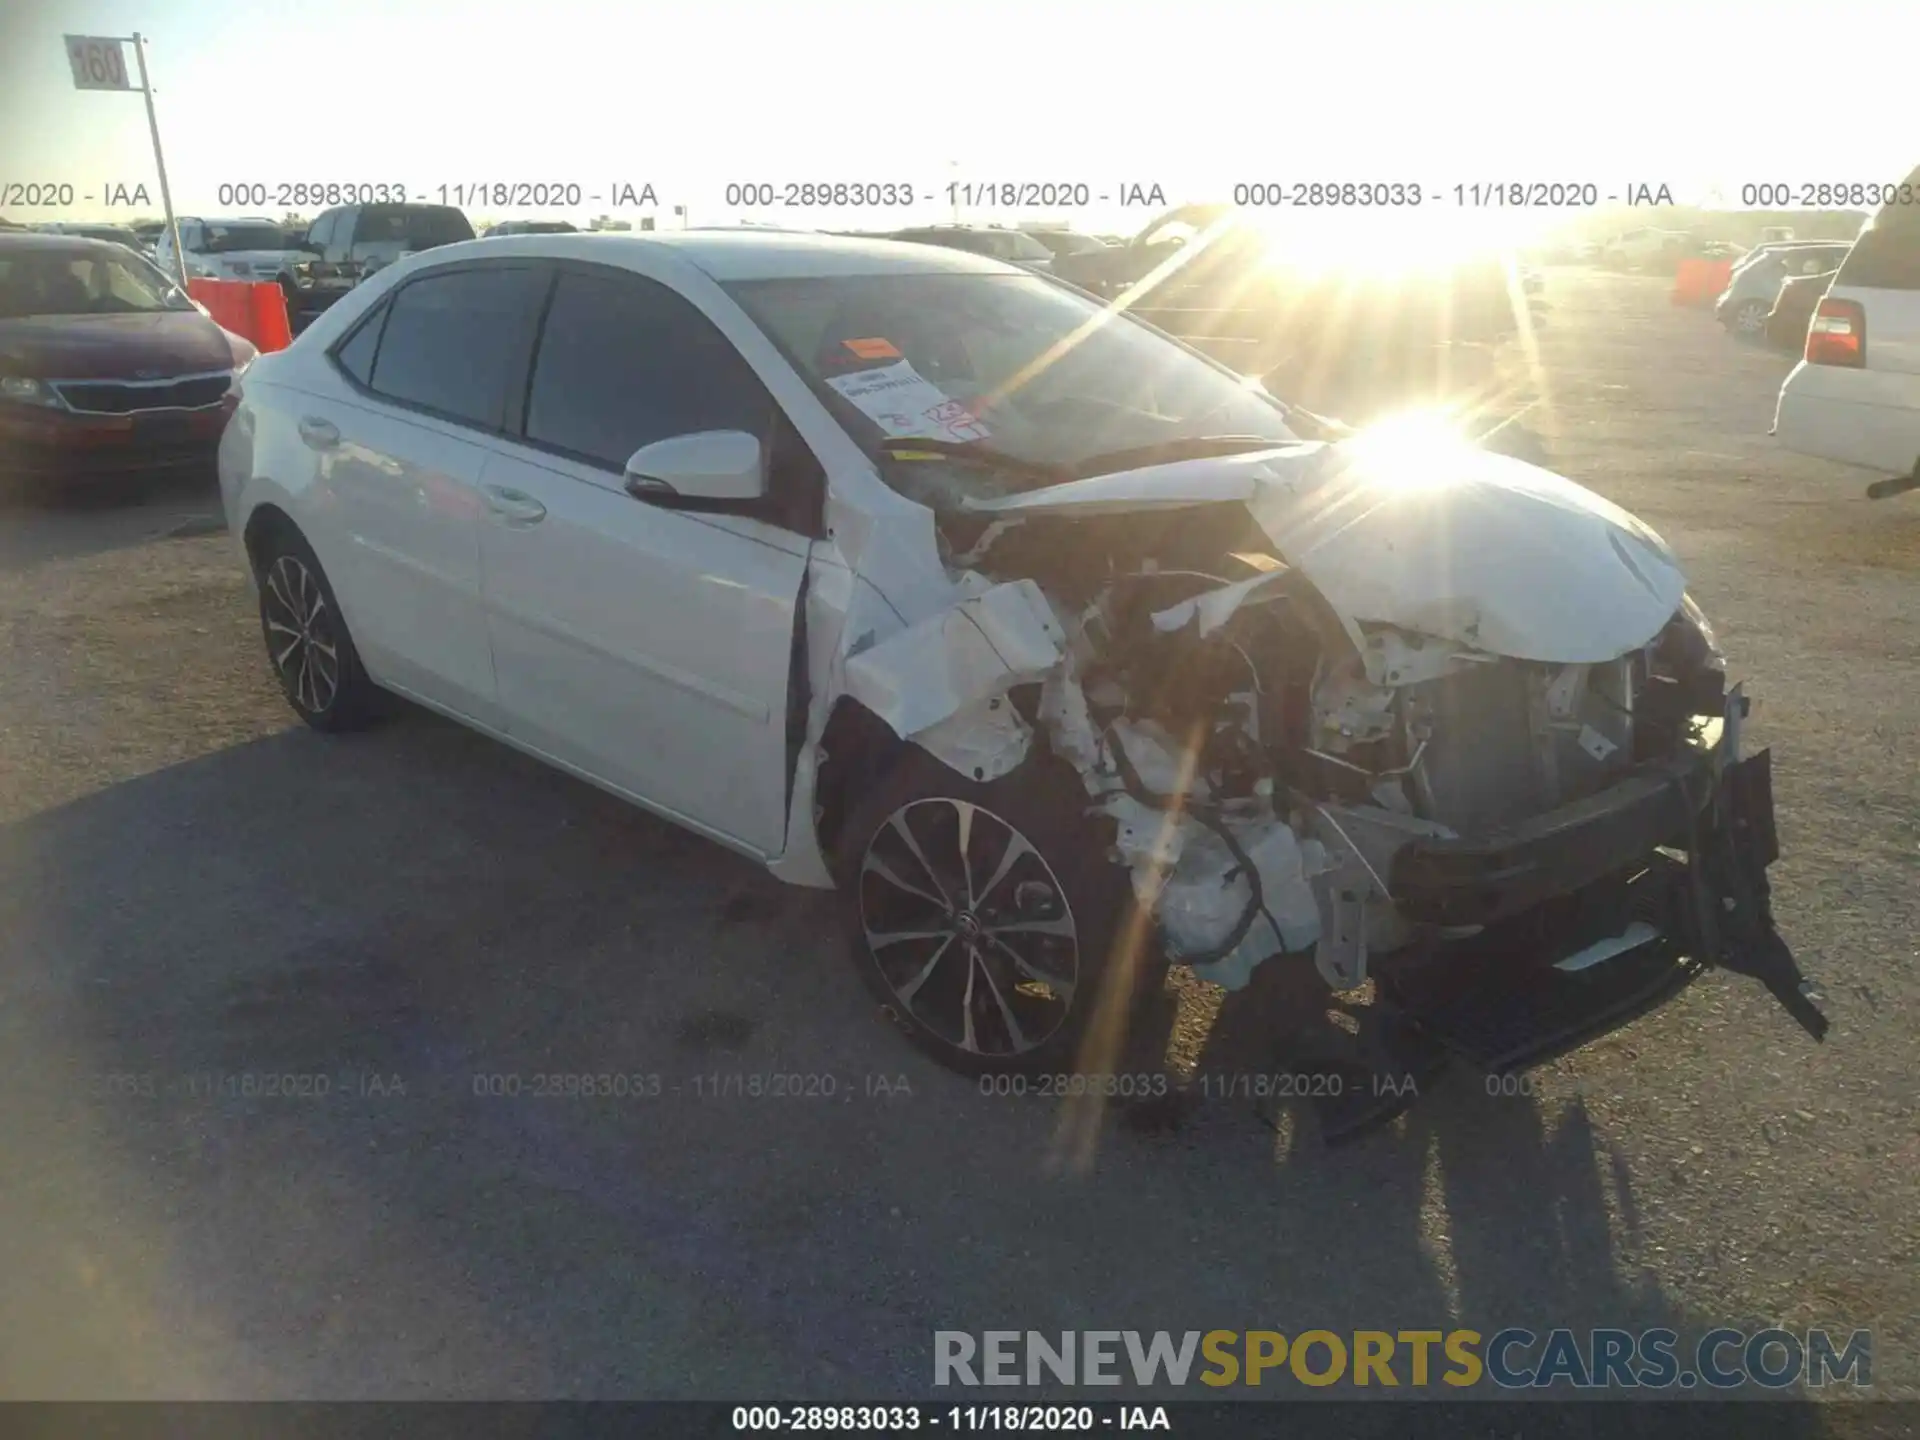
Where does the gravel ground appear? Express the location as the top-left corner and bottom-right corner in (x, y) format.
(0, 270), (1913, 1409)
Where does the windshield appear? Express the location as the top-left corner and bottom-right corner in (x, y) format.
(0, 249), (197, 318)
(199, 223), (290, 253)
(725, 271), (1298, 501)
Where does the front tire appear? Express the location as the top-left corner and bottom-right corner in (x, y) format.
(253, 525), (384, 732)
(834, 749), (1161, 1077)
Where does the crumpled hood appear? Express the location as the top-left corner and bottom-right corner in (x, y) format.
(962, 439), (1687, 664)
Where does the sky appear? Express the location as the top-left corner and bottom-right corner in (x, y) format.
(1, 0), (1913, 241)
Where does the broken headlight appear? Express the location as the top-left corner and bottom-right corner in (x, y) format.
(1636, 594), (1728, 758)
(1676, 593), (1725, 672)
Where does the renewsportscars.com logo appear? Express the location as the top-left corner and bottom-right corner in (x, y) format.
(933, 1328), (1872, 1390)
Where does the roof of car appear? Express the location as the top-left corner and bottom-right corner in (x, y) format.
(0, 231), (137, 255)
(423, 229), (1020, 281)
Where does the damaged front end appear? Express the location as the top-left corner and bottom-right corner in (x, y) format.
(847, 439), (1826, 1103)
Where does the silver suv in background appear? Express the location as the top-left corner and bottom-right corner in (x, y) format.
(1715, 243), (1854, 336)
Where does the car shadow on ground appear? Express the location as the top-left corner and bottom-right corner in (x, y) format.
(0, 710), (1846, 1415)
(0, 472), (225, 575)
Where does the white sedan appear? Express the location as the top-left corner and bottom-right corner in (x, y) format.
(218, 231), (1820, 1092)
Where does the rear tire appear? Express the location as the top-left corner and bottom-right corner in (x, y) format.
(834, 748), (1163, 1078)
(252, 523), (385, 732)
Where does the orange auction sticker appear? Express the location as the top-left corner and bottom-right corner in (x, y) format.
(843, 337), (902, 359)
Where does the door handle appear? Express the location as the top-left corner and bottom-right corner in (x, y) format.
(483, 485), (547, 524)
(297, 416), (340, 449)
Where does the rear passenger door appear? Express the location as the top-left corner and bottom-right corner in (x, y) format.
(474, 262), (816, 856)
(315, 260), (548, 725)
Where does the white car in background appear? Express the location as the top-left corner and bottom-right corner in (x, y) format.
(1599, 228), (1689, 269)
(1774, 167), (1920, 499)
(154, 217), (310, 290)
(215, 231), (1820, 1115)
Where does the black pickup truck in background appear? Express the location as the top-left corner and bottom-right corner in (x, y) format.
(284, 203), (476, 325)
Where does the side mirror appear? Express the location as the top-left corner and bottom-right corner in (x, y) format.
(623, 430), (766, 504)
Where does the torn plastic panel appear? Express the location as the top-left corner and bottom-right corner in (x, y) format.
(841, 575), (1064, 740)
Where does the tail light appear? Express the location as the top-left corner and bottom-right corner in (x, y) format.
(1805, 297), (1866, 367)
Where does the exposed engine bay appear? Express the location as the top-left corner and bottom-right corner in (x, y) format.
(837, 437), (1827, 1100)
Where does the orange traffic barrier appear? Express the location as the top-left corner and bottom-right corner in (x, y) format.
(247, 280), (292, 352)
(187, 276), (250, 333)
(186, 277), (292, 352)
(1671, 258), (1734, 307)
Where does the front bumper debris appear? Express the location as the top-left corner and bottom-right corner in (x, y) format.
(1292, 692), (1823, 1144)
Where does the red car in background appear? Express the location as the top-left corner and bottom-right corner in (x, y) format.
(0, 233), (255, 494)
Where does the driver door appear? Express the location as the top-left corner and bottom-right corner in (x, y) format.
(474, 262), (815, 856)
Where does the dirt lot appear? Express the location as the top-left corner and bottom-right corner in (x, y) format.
(0, 270), (1913, 1407)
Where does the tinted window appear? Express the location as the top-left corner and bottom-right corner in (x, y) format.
(1839, 202), (1920, 291)
(333, 300), (387, 386)
(306, 213), (337, 249)
(357, 206), (475, 248)
(525, 269), (772, 468)
(367, 267), (544, 426)
(200, 223), (288, 253)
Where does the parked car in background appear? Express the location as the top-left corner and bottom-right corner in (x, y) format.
(1716, 243), (1854, 336)
(285, 203), (476, 320)
(486, 220), (580, 237)
(1598, 228), (1690, 270)
(1764, 268), (1837, 351)
(154, 217), (309, 301)
(0, 232), (253, 493)
(1730, 239), (1833, 272)
(1775, 165), (1920, 499)
(887, 225), (1055, 269)
(1685, 239), (1745, 261)
(217, 229), (1821, 1095)
(1024, 229), (1109, 261)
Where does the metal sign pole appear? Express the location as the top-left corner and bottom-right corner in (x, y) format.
(129, 33), (186, 287)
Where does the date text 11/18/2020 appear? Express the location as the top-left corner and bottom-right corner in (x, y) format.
(973, 1071), (1430, 1102)
(1228, 181), (1675, 208)
(207, 181), (659, 210)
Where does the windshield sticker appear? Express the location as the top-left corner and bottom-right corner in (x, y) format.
(824, 358), (992, 443)
(842, 337), (902, 360)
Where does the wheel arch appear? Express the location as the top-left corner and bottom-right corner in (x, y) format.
(813, 694), (911, 886)
(241, 501), (301, 576)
